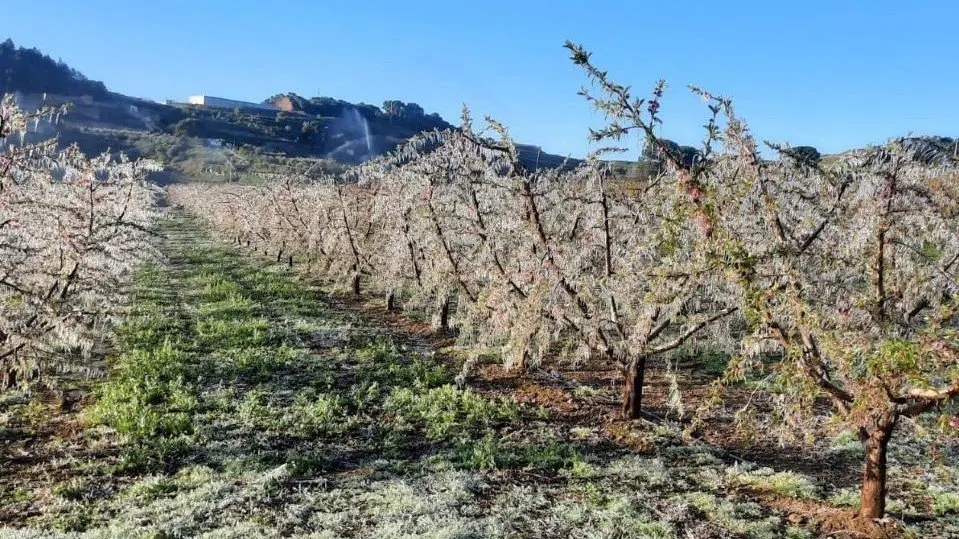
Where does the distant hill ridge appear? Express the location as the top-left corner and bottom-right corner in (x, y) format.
(0, 39), (107, 98)
(5, 38), (946, 177)
(0, 38), (578, 172)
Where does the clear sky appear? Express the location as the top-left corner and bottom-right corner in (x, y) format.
(4, 0), (957, 158)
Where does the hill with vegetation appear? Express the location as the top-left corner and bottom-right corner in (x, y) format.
(0, 39), (108, 98)
(1, 39), (579, 181)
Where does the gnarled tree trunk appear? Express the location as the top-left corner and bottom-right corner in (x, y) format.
(622, 354), (647, 419)
(859, 414), (897, 519)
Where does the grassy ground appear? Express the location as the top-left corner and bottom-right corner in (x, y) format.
(0, 215), (956, 538)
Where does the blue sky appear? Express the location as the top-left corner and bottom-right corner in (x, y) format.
(4, 0), (957, 158)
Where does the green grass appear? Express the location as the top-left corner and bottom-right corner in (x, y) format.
(238, 387), (350, 437)
(452, 434), (585, 472)
(385, 384), (520, 440)
(726, 467), (820, 500)
(681, 491), (783, 538)
(933, 490), (959, 516)
(86, 341), (197, 439)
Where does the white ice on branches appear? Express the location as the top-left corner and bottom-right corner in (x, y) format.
(172, 102), (959, 439)
(0, 95), (159, 387)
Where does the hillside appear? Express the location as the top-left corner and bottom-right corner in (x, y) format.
(2, 39), (579, 179)
(0, 39), (107, 98)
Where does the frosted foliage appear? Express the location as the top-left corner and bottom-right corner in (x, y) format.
(173, 72), (959, 444)
(172, 114), (741, 382)
(0, 95), (159, 387)
(717, 136), (959, 435)
(551, 40), (959, 452)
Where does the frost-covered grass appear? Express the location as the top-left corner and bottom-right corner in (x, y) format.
(725, 466), (819, 500)
(0, 217), (956, 538)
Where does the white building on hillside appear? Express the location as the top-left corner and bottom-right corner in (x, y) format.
(187, 95), (277, 111)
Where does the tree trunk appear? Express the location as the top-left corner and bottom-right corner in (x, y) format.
(288, 255), (293, 268)
(516, 348), (531, 372)
(438, 297), (451, 331)
(622, 355), (647, 419)
(1, 367), (15, 391)
(351, 274), (361, 296)
(859, 416), (896, 519)
(276, 250), (283, 263)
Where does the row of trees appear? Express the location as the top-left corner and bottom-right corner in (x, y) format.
(0, 95), (158, 389)
(169, 45), (958, 521)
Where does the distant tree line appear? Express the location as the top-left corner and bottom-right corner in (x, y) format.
(0, 38), (108, 97)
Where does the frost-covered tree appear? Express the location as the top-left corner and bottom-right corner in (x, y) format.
(565, 43), (740, 418)
(721, 129), (959, 520)
(0, 95), (159, 388)
(566, 42), (959, 520)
